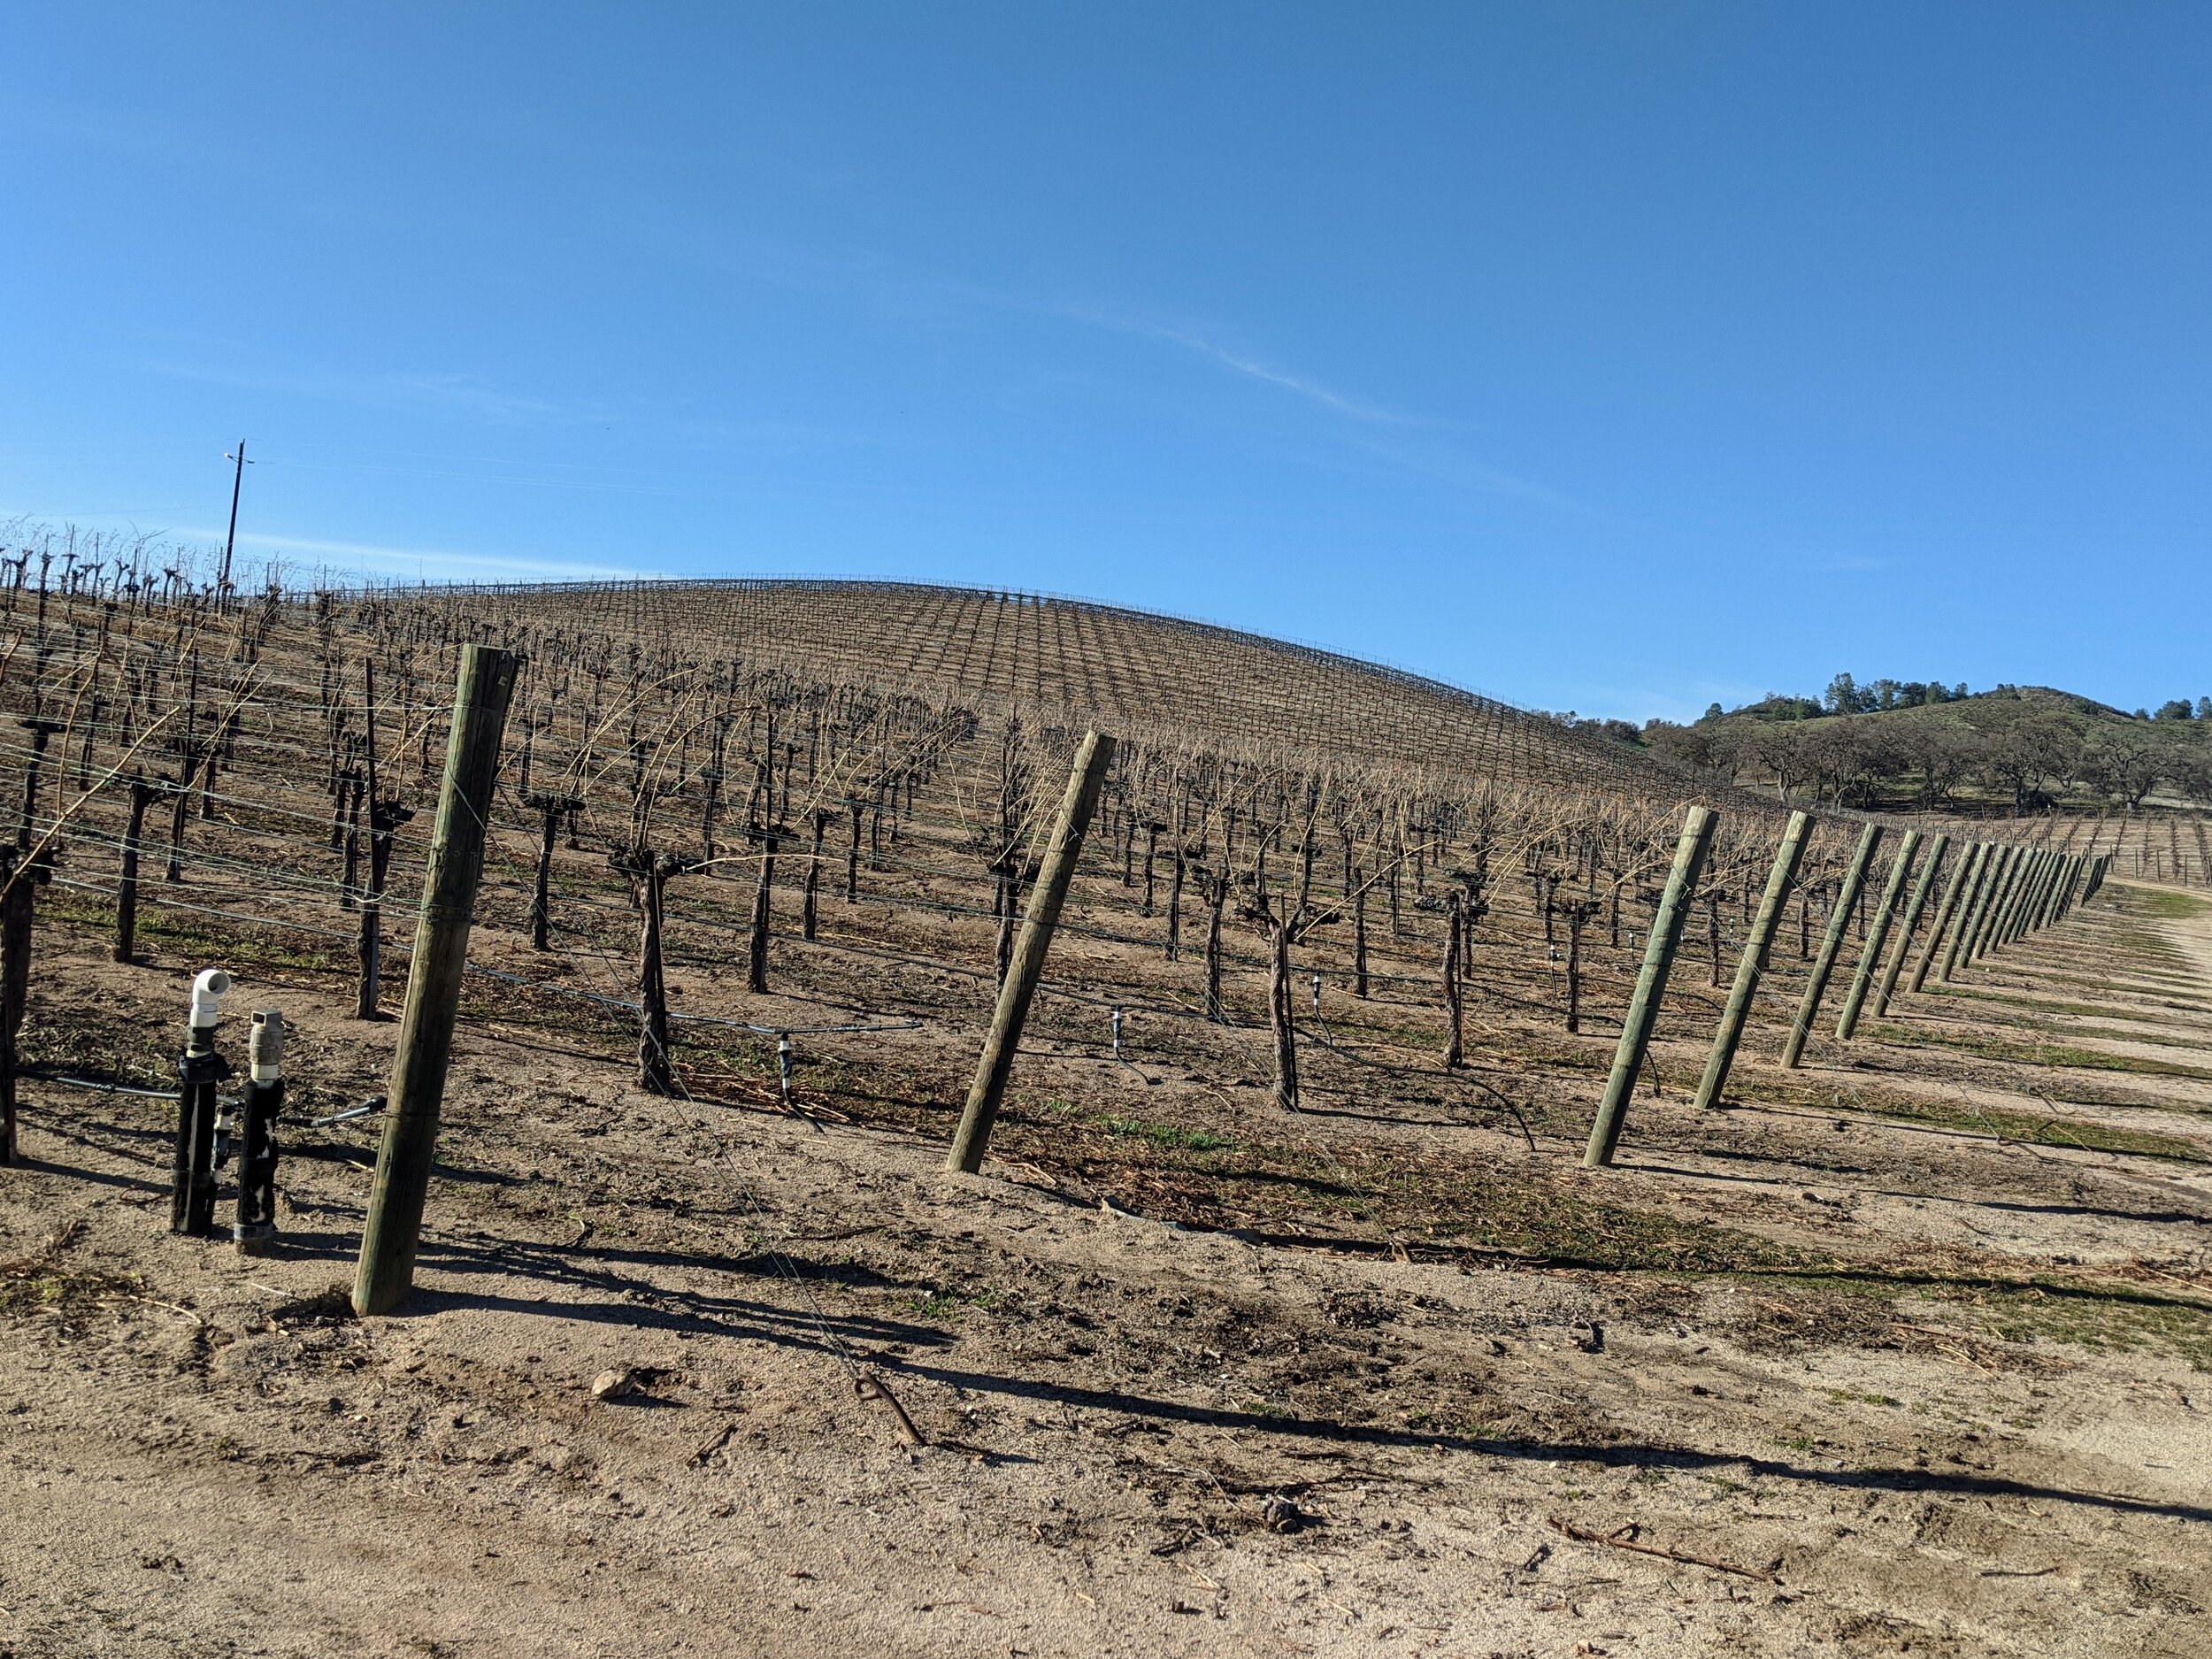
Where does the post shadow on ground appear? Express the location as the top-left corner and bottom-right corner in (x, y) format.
(883, 1358), (2212, 1527)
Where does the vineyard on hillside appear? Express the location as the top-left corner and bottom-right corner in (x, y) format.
(0, 574), (1903, 1136)
(4, 557), (2209, 1657)
(0, 565), (2187, 1154)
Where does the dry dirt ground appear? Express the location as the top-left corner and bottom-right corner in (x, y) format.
(3, 884), (2209, 1657)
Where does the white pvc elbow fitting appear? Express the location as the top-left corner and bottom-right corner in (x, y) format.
(189, 968), (233, 1029)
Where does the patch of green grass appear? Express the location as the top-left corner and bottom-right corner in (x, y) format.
(2131, 888), (2212, 922)
(1094, 1115), (1234, 1153)
(1925, 986), (2121, 1020)
(1741, 1073), (2211, 1153)
(1870, 1024), (2212, 1083)
(907, 1284), (1002, 1321)
(1828, 1387), (1901, 1409)
(48, 895), (346, 975)
(2049, 1023), (2212, 1053)
(1834, 1088), (2207, 1163)
(1036, 1099), (1235, 1153)
(1946, 1281), (2212, 1372)
(1010, 1102), (1793, 1275)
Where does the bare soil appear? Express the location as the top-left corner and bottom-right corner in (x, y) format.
(3, 887), (2209, 1657)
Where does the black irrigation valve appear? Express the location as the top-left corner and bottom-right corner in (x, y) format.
(234, 1010), (287, 1252)
(170, 969), (233, 1238)
(166, 969), (290, 1248)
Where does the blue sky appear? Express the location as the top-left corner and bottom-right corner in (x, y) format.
(4, 4), (2207, 721)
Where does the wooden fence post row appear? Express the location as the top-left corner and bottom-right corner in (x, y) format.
(1782, 823), (1882, 1070)
(1691, 810), (1809, 1112)
(1836, 828), (1923, 1041)
(1872, 833), (1948, 1020)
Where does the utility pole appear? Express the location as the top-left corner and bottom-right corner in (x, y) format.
(219, 441), (251, 609)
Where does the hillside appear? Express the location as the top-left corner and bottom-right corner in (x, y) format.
(406, 576), (1701, 798)
(1648, 683), (2212, 817)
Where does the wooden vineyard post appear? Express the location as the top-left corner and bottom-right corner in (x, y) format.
(2030, 854), (2070, 933)
(1836, 828), (1923, 1041)
(1691, 809), (1810, 1111)
(2042, 855), (2074, 925)
(1968, 846), (2024, 963)
(1939, 842), (2000, 982)
(2001, 848), (2047, 947)
(946, 731), (1116, 1176)
(2022, 851), (2066, 938)
(2044, 863), (2079, 929)
(353, 644), (518, 1317)
(1583, 803), (1717, 1170)
(1989, 849), (2040, 952)
(1872, 833), (1949, 1018)
(1780, 821), (1882, 1068)
(1910, 839), (1983, 995)
(2024, 851), (2062, 936)
(1999, 852), (2039, 946)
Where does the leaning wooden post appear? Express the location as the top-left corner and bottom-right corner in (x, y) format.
(1960, 844), (2017, 966)
(1986, 845), (2036, 955)
(1584, 803), (1717, 1169)
(1837, 828), (1923, 1040)
(1874, 833), (1949, 1017)
(1912, 839), (1983, 994)
(2048, 853), (2085, 924)
(1692, 810), (1810, 1110)
(2031, 854), (2069, 931)
(946, 730), (1116, 1176)
(2016, 848), (2055, 934)
(2002, 850), (2047, 944)
(1781, 821), (1881, 1068)
(1989, 849), (2038, 949)
(1991, 849), (2035, 956)
(1941, 842), (2001, 982)
(353, 644), (518, 1317)
(2024, 850), (2069, 936)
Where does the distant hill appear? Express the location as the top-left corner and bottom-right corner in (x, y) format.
(1634, 684), (2212, 812)
(416, 576), (1697, 796)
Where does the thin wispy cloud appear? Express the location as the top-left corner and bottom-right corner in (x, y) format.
(142, 357), (580, 425)
(707, 238), (1579, 507)
(1100, 316), (1412, 425)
